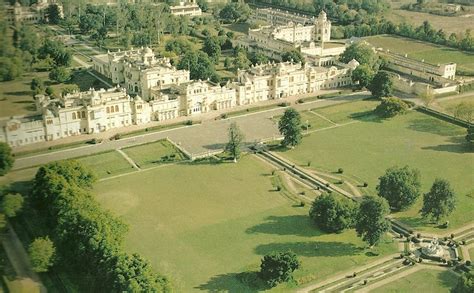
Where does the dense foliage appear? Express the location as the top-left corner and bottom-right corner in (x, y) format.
(355, 196), (390, 247)
(368, 71), (393, 99)
(1, 193), (24, 218)
(453, 272), (474, 293)
(376, 166), (421, 211)
(31, 160), (171, 292)
(259, 251), (300, 287)
(282, 50), (305, 65)
(374, 97), (408, 118)
(420, 178), (456, 223)
(28, 236), (56, 273)
(0, 142), (14, 176)
(226, 122), (245, 162)
(278, 108), (302, 148)
(309, 193), (356, 233)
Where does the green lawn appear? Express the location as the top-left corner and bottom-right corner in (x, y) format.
(364, 35), (474, 74)
(371, 269), (459, 293)
(436, 96), (474, 115)
(94, 156), (398, 292)
(277, 102), (474, 232)
(122, 140), (186, 168)
(310, 99), (380, 124)
(76, 150), (135, 179)
(469, 247), (474, 260)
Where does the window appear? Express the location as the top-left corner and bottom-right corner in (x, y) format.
(115, 105), (119, 112)
(72, 112), (76, 119)
(106, 107), (110, 113)
(81, 111), (86, 118)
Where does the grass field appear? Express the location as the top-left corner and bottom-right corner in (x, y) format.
(76, 150), (135, 179)
(94, 155), (397, 292)
(364, 35), (474, 74)
(277, 100), (474, 231)
(371, 269), (458, 293)
(435, 96), (474, 116)
(122, 140), (186, 168)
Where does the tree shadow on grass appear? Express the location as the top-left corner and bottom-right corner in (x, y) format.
(438, 269), (458, 288)
(349, 111), (383, 123)
(421, 136), (474, 154)
(407, 118), (464, 137)
(246, 215), (323, 237)
(202, 143), (227, 151)
(4, 91), (32, 97)
(396, 216), (429, 230)
(255, 241), (361, 257)
(195, 271), (268, 293)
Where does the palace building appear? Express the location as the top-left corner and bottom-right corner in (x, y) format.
(169, 0), (202, 16)
(4, 0), (63, 25)
(250, 7), (314, 26)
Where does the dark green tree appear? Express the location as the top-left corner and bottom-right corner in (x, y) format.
(259, 251), (300, 287)
(368, 71), (393, 98)
(339, 42), (377, 67)
(355, 196), (390, 247)
(376, 166), (421, 211)
(420, 179), (456, 223)
(249, 52), (269, 65)
(375, 97), (408, 118)
(233, 51), (251, 70)
(309, 193), (356, 233)
(282, 50), (305, 65)
(278, 108), (302, 148)
(203, 36), (221, 64)
(453, 272), (474, 293)
(351, 64), (374, 89)
(29, 236), (56, 273)
(225, 122), (244, 163)
(49, 66), (71, 83)
(0, 142), (14, 176)
(46, 4), (62, 24)
(177, 51), (217, 81)
(31, 78), (45, 95)
(1, 193), (24, 218)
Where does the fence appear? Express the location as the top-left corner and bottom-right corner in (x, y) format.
(416, 106), (473, 129)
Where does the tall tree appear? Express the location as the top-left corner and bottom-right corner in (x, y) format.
(339, 42), (377, 67)
(420, 178), (456, 223)
(29, 236), (56, 273)
(0, 142), (14, 176)
(351, 64), (374, 89)
(282, 50), (305, 65)
(374, 97), (408, 118)
(259, 251), (300, 287)
(278, 108), (302, 148)
(376, 166), (421, 211)
(368, 71), (392, 98)
(177, 51), (217, 81)
(355, 196), (390, 247)
(309, 193), (356, 233)
(225, 122), (244, 163)
(46, 4), (62, 24)
(203, 36), (221, 64)
(1, 193), (24, 218)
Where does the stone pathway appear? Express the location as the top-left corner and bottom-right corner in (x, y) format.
(116, 149), (141, 170)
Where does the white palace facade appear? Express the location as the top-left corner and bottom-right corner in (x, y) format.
(0, 47), (359, 148)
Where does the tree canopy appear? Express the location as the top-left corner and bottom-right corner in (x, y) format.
(376, 166), (421, 211)
(351, 64), (374, 89)
(368, 71), (393, 99)
(355, 196), (390, 247)
(29, 236), (56, 273)
(278, 108), (302, 148)
(1, 193), (24, 218)
(375, 97), (408, 118)
(453, 272), (474, 293)
(0, 143), (14, 176)
(340, 42), (377, 67)
(420, 178), (456, 223)
(177, 50), (218, 82)
(309, 193), (356, 233)
(226, 122), (245, 162)
(259, 251), (300, 287)
(282, 50), (305, 65)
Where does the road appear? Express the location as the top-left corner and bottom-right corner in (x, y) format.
(13, 93), (368, 170)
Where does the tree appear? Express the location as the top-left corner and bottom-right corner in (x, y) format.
(49, 66), (71, 83)
(368, 71), (392, 98)
(28, 236), (56, 273)
(225, 122), (244, 163)
(203, 36), (221, 64)
(376, 166), (421, 211)
(418, 91), (434, 107)
(309, 193), (356, 233)
(351, 64), (374, 89)
(61, 84), (80, 96)
(281, 50), (305, 65)
(39, 40), (72, 67)
(0, 214), (5, 230)
(45, 86), (56, 97)
(31, 78), (45, 95)
(452, 101), (474, 123)
(0, 142), (14, 176)
(420, 178), (456, 223)
(249, 52), (268, 65)
(233, 51), (251, 70)
(259, 251), (300, 287)
(177, 51), (217, 81)
(466, 126), (474, 143)
(1, 193), (24, 218)
(218, 2), (251, 23)
(278, 108), (302, 148)
(46, 4), (62, 24)
(224, 57), (231, 69)
(355, 196), (390, 247)
(453, 272), (474, 293)
(375, 97), (408, 118)
(340, 42), (377, 67)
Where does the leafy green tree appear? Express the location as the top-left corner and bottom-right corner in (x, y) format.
(224, 57), (231, 69)
(355, 196), (390, 247)
(225, 122), (244, 163)
(420, 179), (456, 223)
(375, 97), (408, 118)
(233, 51), (251, 70)
(452, 101), (474, 123)
(249, 52), (269, 65)
(453, 272), (474, 293)
(29, 236), (56, 273)
(368, 71), (392, 98)
(309, 193), (356, 233)
(45, 86), (56, 97)
(0, 142), (14, 176)
(0, 57), (23, 81)
(203, 36), (221, 64)
(197, 0), (208, 12)
(18, 25), (39, 56)
(340, 42), (377, 67)
(376, 166), (421, 211)
(39, 40), (72, 67)
(61, 84), (80, 96)
(46, 4), (62, 24)
(351, 64), (374, 89)
(259, 251), (300, 287)
(1, 193), (24, 218)
(31, 78), (45, 95)
(165, 39), (191, 55)
(278, 108), (302, 148)
(219, 2), (251, 23)
(177, 51), (217, 81)
(49, 66), (71, 83)
(282, 50), (304, 65)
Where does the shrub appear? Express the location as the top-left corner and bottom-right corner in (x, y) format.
(466, 260), (471, 266)
(297, 99), (304, 104)
(337, 180), (344, 184)
(276, 186), (281, 191)
(363, 182), (368, 187)
(259, 251), (300, 287)
(185, 120), (193, 125)
(221, 113), (228, 119)
(325, 183), (330, 187)
(338, 168), (344, 174)
(375, 97), (408, 118)
(113, 133), (122, 140)
(299, 201), (305, 207)
(278, 102), (290, 107)
(307, 161), (311, 166)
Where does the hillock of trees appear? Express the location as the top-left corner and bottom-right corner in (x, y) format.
(31, 160), (171, 292)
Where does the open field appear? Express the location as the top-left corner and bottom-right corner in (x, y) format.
(364, 35), (474, 74)
(384, 8), (473, 35)
(435, 95), (474, 115)
(94, 155), (397, 292)
(76, 150), (135, 179)
(371, 268), (458, 293)
(122, 140), (186, 168)
(277, 100), (474, 231)
(469, 247), (474, 260)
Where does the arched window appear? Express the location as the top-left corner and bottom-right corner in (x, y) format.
(72, 112), (76, 119)
(82, 111), (86, 118)
(115, 105), (119, 112)
(106, 107), (110, 113)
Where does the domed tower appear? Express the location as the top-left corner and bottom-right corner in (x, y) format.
(313, 10), (331, 43)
